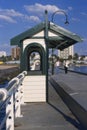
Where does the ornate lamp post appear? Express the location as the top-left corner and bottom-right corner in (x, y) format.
(51, 10), (69, 75)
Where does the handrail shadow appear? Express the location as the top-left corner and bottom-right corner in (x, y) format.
(48, 102), (86, 130)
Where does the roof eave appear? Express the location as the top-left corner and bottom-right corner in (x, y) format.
(49, 22), (82, 43)
(10, 22), (45, 46)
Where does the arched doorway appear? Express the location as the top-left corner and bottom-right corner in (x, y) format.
(23, 43), (46, 102)
(24, 43), (46, 75)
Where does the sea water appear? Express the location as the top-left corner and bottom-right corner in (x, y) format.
(69, 65), (87, 74)
(0, 82), (8, 130)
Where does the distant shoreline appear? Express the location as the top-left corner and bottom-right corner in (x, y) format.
(0, 64), (20, 84)
(75, 64), (87, 66)
(0, 64), (19, 69)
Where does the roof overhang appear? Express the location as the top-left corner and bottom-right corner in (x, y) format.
(10, 22), (83, 50)
(47, 22), (82, 50)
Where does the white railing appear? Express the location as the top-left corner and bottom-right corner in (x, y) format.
(0, 71), (27, 130)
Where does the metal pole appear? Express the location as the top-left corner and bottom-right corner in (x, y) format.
(45, 10), (49, 102)
(6, 94), (14, 130)
(52, 48), (54, 75)
(0, 88), (7, 102)
(51, 10), (69, 75)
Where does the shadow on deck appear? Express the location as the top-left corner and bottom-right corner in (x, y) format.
(14, 80), (84, 130)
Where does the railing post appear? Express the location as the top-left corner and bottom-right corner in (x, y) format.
(6, 94), (14, 130)
(17, 71), (27, 105)
(0, 88), (7, 102)
(20, 83), (24, 105)
(15, 85), (22, 118)
(0, 71), (27, 130)
(15, 71), (27, 117)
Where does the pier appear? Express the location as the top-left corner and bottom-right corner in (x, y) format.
(0, 10), (84, 130)
(14, 70), (87, 130)
(15, 71), (87, 130)
(14, 77), (81, 130)
(0, 70), (87, 130)
(50, 70), (87, 129)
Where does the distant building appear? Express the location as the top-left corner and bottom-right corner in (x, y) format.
(0, 51), (6, 57)
(11, 47), (20, 60)
(58, 45), (74, 59)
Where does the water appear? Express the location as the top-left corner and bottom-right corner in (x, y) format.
(0, 82), (8, 130)
(0, 82), (8, 88)
(0, 105), (6, 130)
(55, 65), (87, 75)
(69, 65), (87, 74)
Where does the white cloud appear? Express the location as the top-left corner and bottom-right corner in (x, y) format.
(83, 38), (87, 41)
(81, 12), (87, 16)
(71, 17), (80, 22)
(0, 43), (9, 47)
(24, 3), (60, 13)
(0, 43), (10, 50)
(0, 8), (23, 17)
(0, 8), (24, 23)
(0, 4), (65, 24)
(0, 43), (11, 55)
(0, 8), (41, 23)
(68, 6), (73, 11)
(0, 15), (16, 23)
(24, 3), (64, 22)
(24, 15), (41, 22)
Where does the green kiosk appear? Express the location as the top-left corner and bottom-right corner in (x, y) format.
(11, 11), (82, 102)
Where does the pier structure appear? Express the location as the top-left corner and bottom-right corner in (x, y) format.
(0, 70), (87, 130)
(10, 10), (82, 103)
(0, 11), (84, 130)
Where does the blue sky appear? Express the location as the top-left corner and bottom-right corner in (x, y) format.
(0, 0), (87, 55)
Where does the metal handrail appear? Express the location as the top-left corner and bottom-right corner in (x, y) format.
(0, 71), (27, 130)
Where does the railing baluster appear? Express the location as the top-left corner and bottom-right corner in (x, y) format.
(0, 71), (27, 130)
(6, 94), (14, 130)
(15, 86), (22, 118)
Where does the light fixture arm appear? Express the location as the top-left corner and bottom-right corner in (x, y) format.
(51, 10), (69, 24)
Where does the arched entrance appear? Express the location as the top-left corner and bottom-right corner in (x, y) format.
(22, 43), (46, 102)
(10, 19), (82, 103)
(24, 43), (46, 75)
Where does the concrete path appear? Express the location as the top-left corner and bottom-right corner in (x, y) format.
(51, 70), (87, 111)
(50, 69), (87, 129)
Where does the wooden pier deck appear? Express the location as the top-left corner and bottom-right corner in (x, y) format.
(14, 70), (87, 130)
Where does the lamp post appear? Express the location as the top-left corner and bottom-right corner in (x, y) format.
(51, 10), (69, 75)
(51, 10), (69, 24)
